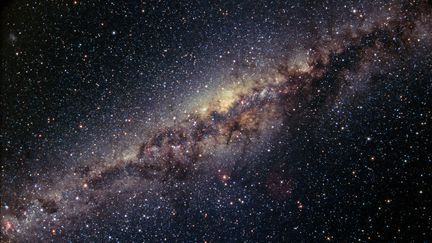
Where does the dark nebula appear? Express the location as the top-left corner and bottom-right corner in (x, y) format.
(1, 0), (431, 241)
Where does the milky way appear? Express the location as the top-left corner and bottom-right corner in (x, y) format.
(1, 0), (432, 241)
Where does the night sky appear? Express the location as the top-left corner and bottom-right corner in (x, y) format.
(1, 0), (432, 242)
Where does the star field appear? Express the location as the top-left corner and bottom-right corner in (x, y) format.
(1, 0), (432, 241)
